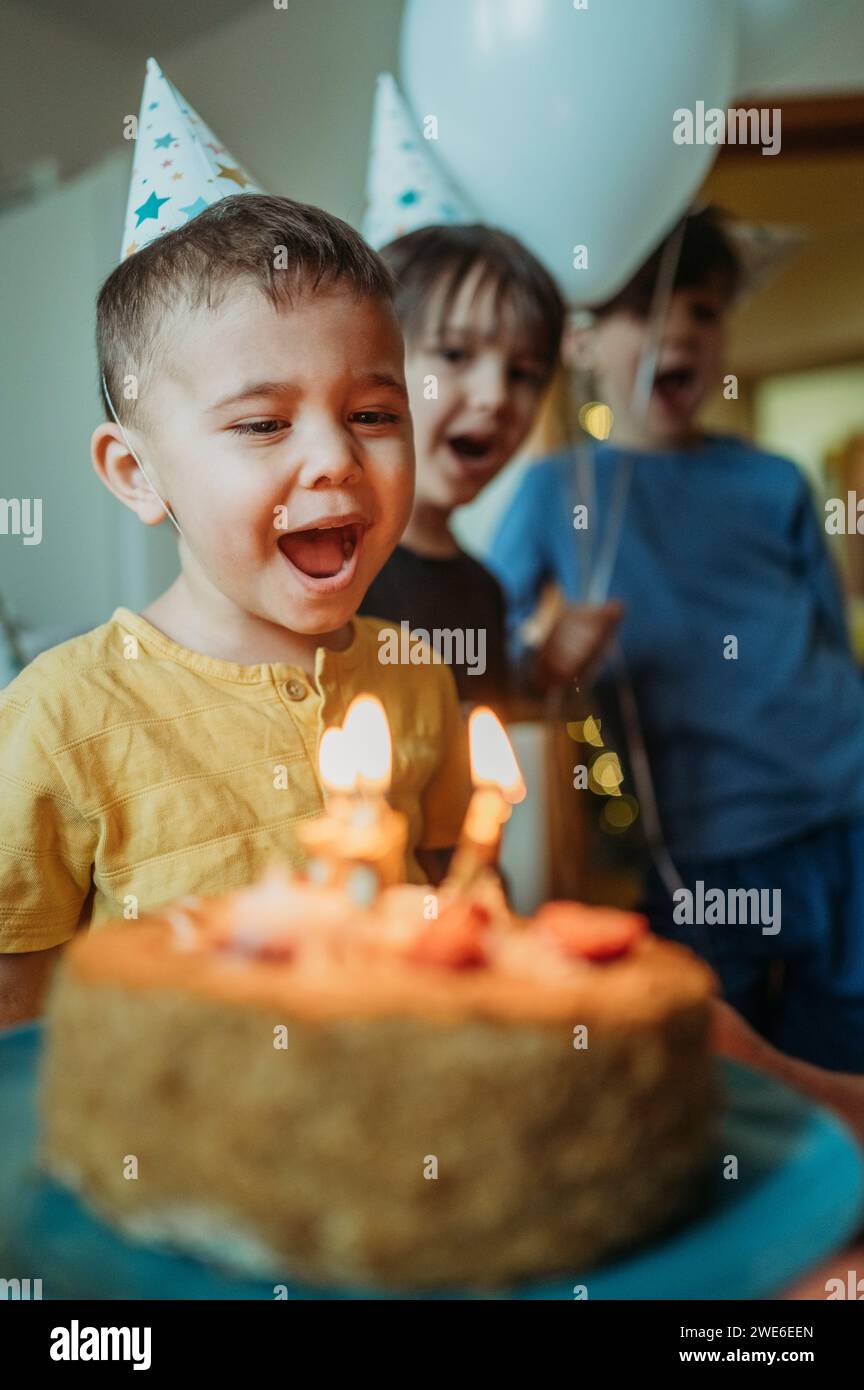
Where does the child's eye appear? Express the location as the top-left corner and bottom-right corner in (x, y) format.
(350, 411), (400, 427)
(510, 364), (547, 387)
(231, 419), (289, 436)
(438, 347), (469, 365)
(692, 304), (720, 324)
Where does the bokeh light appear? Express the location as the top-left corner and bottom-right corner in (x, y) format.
(566, 715), (604, 747)
(578, 401), (614, 440)
(589, 751), (624, 795)
(600, 795), (640, 833)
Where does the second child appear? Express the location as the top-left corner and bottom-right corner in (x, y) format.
(360, 224), (620, 705)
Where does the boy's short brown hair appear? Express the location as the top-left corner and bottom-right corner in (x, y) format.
(97, 193), (395, 428)
(380, 224), (565, 375)
(592, 206), (741, 319)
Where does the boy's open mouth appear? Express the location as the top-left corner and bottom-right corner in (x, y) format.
(652, 366), (698, 411)
(446, 433), (498, 475)
(278, 520), (366, 589)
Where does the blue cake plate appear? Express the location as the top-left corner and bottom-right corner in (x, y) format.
(1, 1021), (862, 1300)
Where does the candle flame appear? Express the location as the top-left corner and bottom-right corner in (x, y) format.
(468, 707), (526, 803)
(343, 695), (392, 792)
(318, 726), (357, 793)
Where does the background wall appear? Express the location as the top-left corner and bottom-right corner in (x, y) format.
(0, 152), (146, 641)
(756, 364), (864, 484)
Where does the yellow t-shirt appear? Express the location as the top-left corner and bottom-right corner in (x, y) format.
(0, 609), (471, 951)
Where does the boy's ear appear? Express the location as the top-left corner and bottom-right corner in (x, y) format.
(90, 422), (168, 527)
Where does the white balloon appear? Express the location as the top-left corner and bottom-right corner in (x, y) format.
(401, 0), (737, 304)
(736, 0), (856, 94)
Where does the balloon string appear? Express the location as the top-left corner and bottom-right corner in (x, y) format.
(632, 216), (688, 422)
(567, 216), (717, 960)
(585, 453), (632, 605)
(574, 438), (596, 597)
(585, 213), (686, 606)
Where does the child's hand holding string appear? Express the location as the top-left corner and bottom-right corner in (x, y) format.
(536, 600), (623, 690)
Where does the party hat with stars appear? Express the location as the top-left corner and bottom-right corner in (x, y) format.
(362, 72), (476, 250)
(121, 57), (263, 260)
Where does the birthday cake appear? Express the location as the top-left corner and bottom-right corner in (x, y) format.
(39, 866), (717, 1290)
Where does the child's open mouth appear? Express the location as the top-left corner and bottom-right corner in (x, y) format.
(446, 433), (498, 476)
(277, 519), (366, 592)
(652, 366), (699, 413)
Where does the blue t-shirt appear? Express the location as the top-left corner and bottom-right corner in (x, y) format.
(487, 435), (864, 862)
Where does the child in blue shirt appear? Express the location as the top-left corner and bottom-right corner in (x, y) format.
(489, 209), (864, 1072)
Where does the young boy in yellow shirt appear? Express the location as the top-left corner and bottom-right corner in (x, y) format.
(0, 193), (470, 1023)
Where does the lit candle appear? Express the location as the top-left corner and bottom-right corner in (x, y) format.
(298, 695), (407, 904)
(344, 695), (392, 792)
(317, 724), (356, 820)
(342, 694), (393, 828)
(447, 707), (525, 891)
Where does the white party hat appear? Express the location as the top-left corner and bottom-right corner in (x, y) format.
(362, 72), (476, 249)
(724, 218), (810, 300)
(121, 57), (263, 261)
